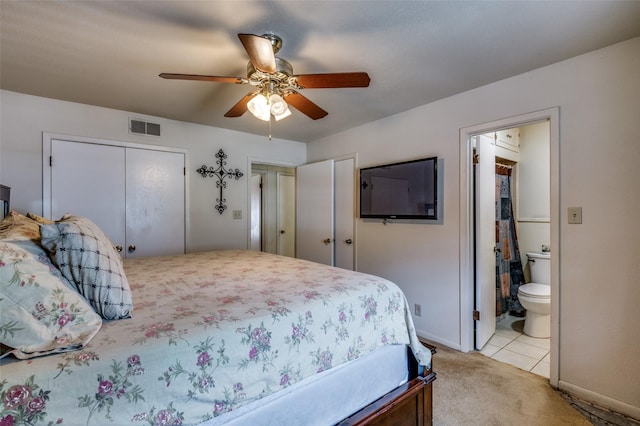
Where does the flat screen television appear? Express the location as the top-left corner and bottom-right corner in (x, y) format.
(359, 157), (437, 220)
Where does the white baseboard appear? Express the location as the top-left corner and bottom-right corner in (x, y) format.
(559, 380), (640, 421)
(416, 331), (462, 352)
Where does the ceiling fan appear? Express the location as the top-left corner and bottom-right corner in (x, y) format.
(160, 33), (370, 121)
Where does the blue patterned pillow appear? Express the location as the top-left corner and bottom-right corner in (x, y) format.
(40, 215), (133, 320)
(0, 240), (102, 359)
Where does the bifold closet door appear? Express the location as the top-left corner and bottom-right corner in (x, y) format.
(50, 139), (126, 248)
(125, 148), (185, 258)
(296, 158), (355, 269)
(49, 139), (185, 259)
(334, 158), (354, 270)
(296, 159), (334, 265)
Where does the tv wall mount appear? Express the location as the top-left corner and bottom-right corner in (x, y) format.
(197, 149), (244, 214)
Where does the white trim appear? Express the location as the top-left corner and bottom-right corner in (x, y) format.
(417, 330), (462, 352)
(458, 107), (560, 388)
(42, 131), (191, 252)
(458, 128), (474, 353)
(43, 131), (187, 153)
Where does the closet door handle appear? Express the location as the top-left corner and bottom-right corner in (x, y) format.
(128, 244), (136, 253)
(323, 238), (332, 245)
(345, 239), (353, 245)
(115, 245), (123, 253)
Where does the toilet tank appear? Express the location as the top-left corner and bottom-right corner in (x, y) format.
(527, 252), (551, 285)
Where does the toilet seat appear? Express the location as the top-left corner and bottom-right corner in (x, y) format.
(518, 283), (550, 299)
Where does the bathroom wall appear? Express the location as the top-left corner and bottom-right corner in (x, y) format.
(517, 121), (551, 279)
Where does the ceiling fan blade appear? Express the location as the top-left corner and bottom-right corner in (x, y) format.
(284, 92), (328, 120)
(159, 73), (247, 84)
(238, 34), (277, 73)
(294, 72), (370, 88)
(224, 92), (258, 117)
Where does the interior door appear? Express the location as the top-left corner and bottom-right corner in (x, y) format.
(250, 173), (263, 251)
(334, 158), (354, 270)
(296, 159), (334, 265)
(50, 140), (126, 248)
(475, 134), (497, 349)
(277, 173), (296, 257)
(125, 148), (185, 258)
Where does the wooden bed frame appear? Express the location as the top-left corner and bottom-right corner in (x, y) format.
(340, 344), (437, 426)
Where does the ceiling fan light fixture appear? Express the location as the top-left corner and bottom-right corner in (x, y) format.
(274, 107), (292, 121)
(247, 94), (270, 121)
(269, 94), (291, 121)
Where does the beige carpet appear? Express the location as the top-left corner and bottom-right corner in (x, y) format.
(425, 341), (591, 425)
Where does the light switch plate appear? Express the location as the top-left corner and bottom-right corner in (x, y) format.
(232, 210), (242, 219)
(568, 207), (582, 224)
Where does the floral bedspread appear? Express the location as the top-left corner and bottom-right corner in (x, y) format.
(0, 250), (430, 426)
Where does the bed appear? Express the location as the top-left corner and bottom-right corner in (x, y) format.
(0, 212), (435, 425)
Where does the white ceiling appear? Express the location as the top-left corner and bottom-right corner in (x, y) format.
(2, 1), (640, 142)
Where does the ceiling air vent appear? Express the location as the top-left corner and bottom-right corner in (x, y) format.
(129, 118), (161, 137)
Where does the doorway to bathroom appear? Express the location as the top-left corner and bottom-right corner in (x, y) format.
(458, 107), (560, 386)
(474, 122), (551, 377)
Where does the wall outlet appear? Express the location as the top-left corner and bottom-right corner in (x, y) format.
(232, 210), (242, 219)
(414, 304), (422, 317)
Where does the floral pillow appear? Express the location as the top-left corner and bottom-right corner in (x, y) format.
(9, 239), (77, 292)
(40, 215), (133, 320)
(0, 240), (102, 359)
(0, 211), (42, 241)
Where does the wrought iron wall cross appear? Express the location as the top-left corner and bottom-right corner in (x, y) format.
(196, 149), (244, 214)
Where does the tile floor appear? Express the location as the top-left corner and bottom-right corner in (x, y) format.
(479, 315), (551, 378)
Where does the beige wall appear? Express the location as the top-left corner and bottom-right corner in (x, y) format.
(307, 37), (640, 417)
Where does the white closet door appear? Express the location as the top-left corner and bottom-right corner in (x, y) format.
(475, 135), (497, 350)
(125, 148), (185, 258)
(334, 158), (354, 270)
(277, 173), (296, 258)
(296, 159), (334, 265)
(50, 140), (126, 249)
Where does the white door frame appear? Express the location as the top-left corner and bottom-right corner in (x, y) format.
(459, 107), (560, 387)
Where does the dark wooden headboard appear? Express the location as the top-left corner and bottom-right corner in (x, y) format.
(0, 185), (10, 218)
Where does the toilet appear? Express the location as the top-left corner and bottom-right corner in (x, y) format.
(518, 252), (551, 338)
